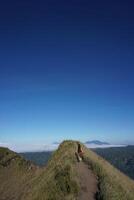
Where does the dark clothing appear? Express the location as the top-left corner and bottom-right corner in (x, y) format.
(78, 144), (82, 153)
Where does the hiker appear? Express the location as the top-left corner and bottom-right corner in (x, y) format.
(75, 143), (84, 162)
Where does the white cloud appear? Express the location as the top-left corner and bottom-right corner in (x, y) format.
(0, 142), (59, 152)
(85, 143), (127, 149)
(0, 141), (128, 152)
(0, 142), (9, 147)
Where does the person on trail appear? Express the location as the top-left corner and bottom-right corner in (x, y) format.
(76, 143), (84, 162)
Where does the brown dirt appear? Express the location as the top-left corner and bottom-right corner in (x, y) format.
(76, 162), (98, 200)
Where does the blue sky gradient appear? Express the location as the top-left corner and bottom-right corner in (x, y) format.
(0, 0), (134, 150)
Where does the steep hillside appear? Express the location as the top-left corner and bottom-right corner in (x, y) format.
(20, 151), (52, 166)
(94, 146), (134, 180)
(0, 141), (134, 200)
(82, 144), (134, 200)
(0, 147), (38, 200)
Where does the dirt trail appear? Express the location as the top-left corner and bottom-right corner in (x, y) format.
(76, 162), (98, 200)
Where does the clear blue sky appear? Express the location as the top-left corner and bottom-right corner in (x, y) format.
(0, 0), (134, 149)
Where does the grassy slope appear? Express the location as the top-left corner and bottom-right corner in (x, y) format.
(0, 141), (134, 200)
(94, 146), (134, 180)
(0, 142), (79, 200)
(25, 141), (79, 200)
(81, 143), (134, 200)
(0, 147), (38, 200)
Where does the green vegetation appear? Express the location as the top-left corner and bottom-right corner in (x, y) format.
(25, 141), (79, 200)
(0, 141), (134, 200)
(0, 147), (32, 169)
(21, 146), (134, 182)
(94, 146), (134, 180)
(20, 151), (52, 166)
(0, 141), (79, 200)
(81, 144), (134, 200)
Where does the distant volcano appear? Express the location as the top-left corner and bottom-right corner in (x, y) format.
(85, 140), (110, 145)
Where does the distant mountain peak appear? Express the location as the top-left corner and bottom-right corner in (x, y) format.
(52, 142), (60, 145)
(85, 140), (110, 145)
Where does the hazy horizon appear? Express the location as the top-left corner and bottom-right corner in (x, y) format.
(0, 139), (132, 152)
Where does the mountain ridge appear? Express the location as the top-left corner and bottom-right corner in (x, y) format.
(85, 140), (110, 145)
(0, 140), (134, 200)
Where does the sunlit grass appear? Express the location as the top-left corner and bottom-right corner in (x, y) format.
(0, 141), (134, 200)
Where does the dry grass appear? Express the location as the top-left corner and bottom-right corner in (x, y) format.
(0, 141), (134, 200)
(82, 143), (134, 200)
(0, 141), (79, 200)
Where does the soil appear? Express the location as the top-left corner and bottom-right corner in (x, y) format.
(76, 162), (98, 200)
